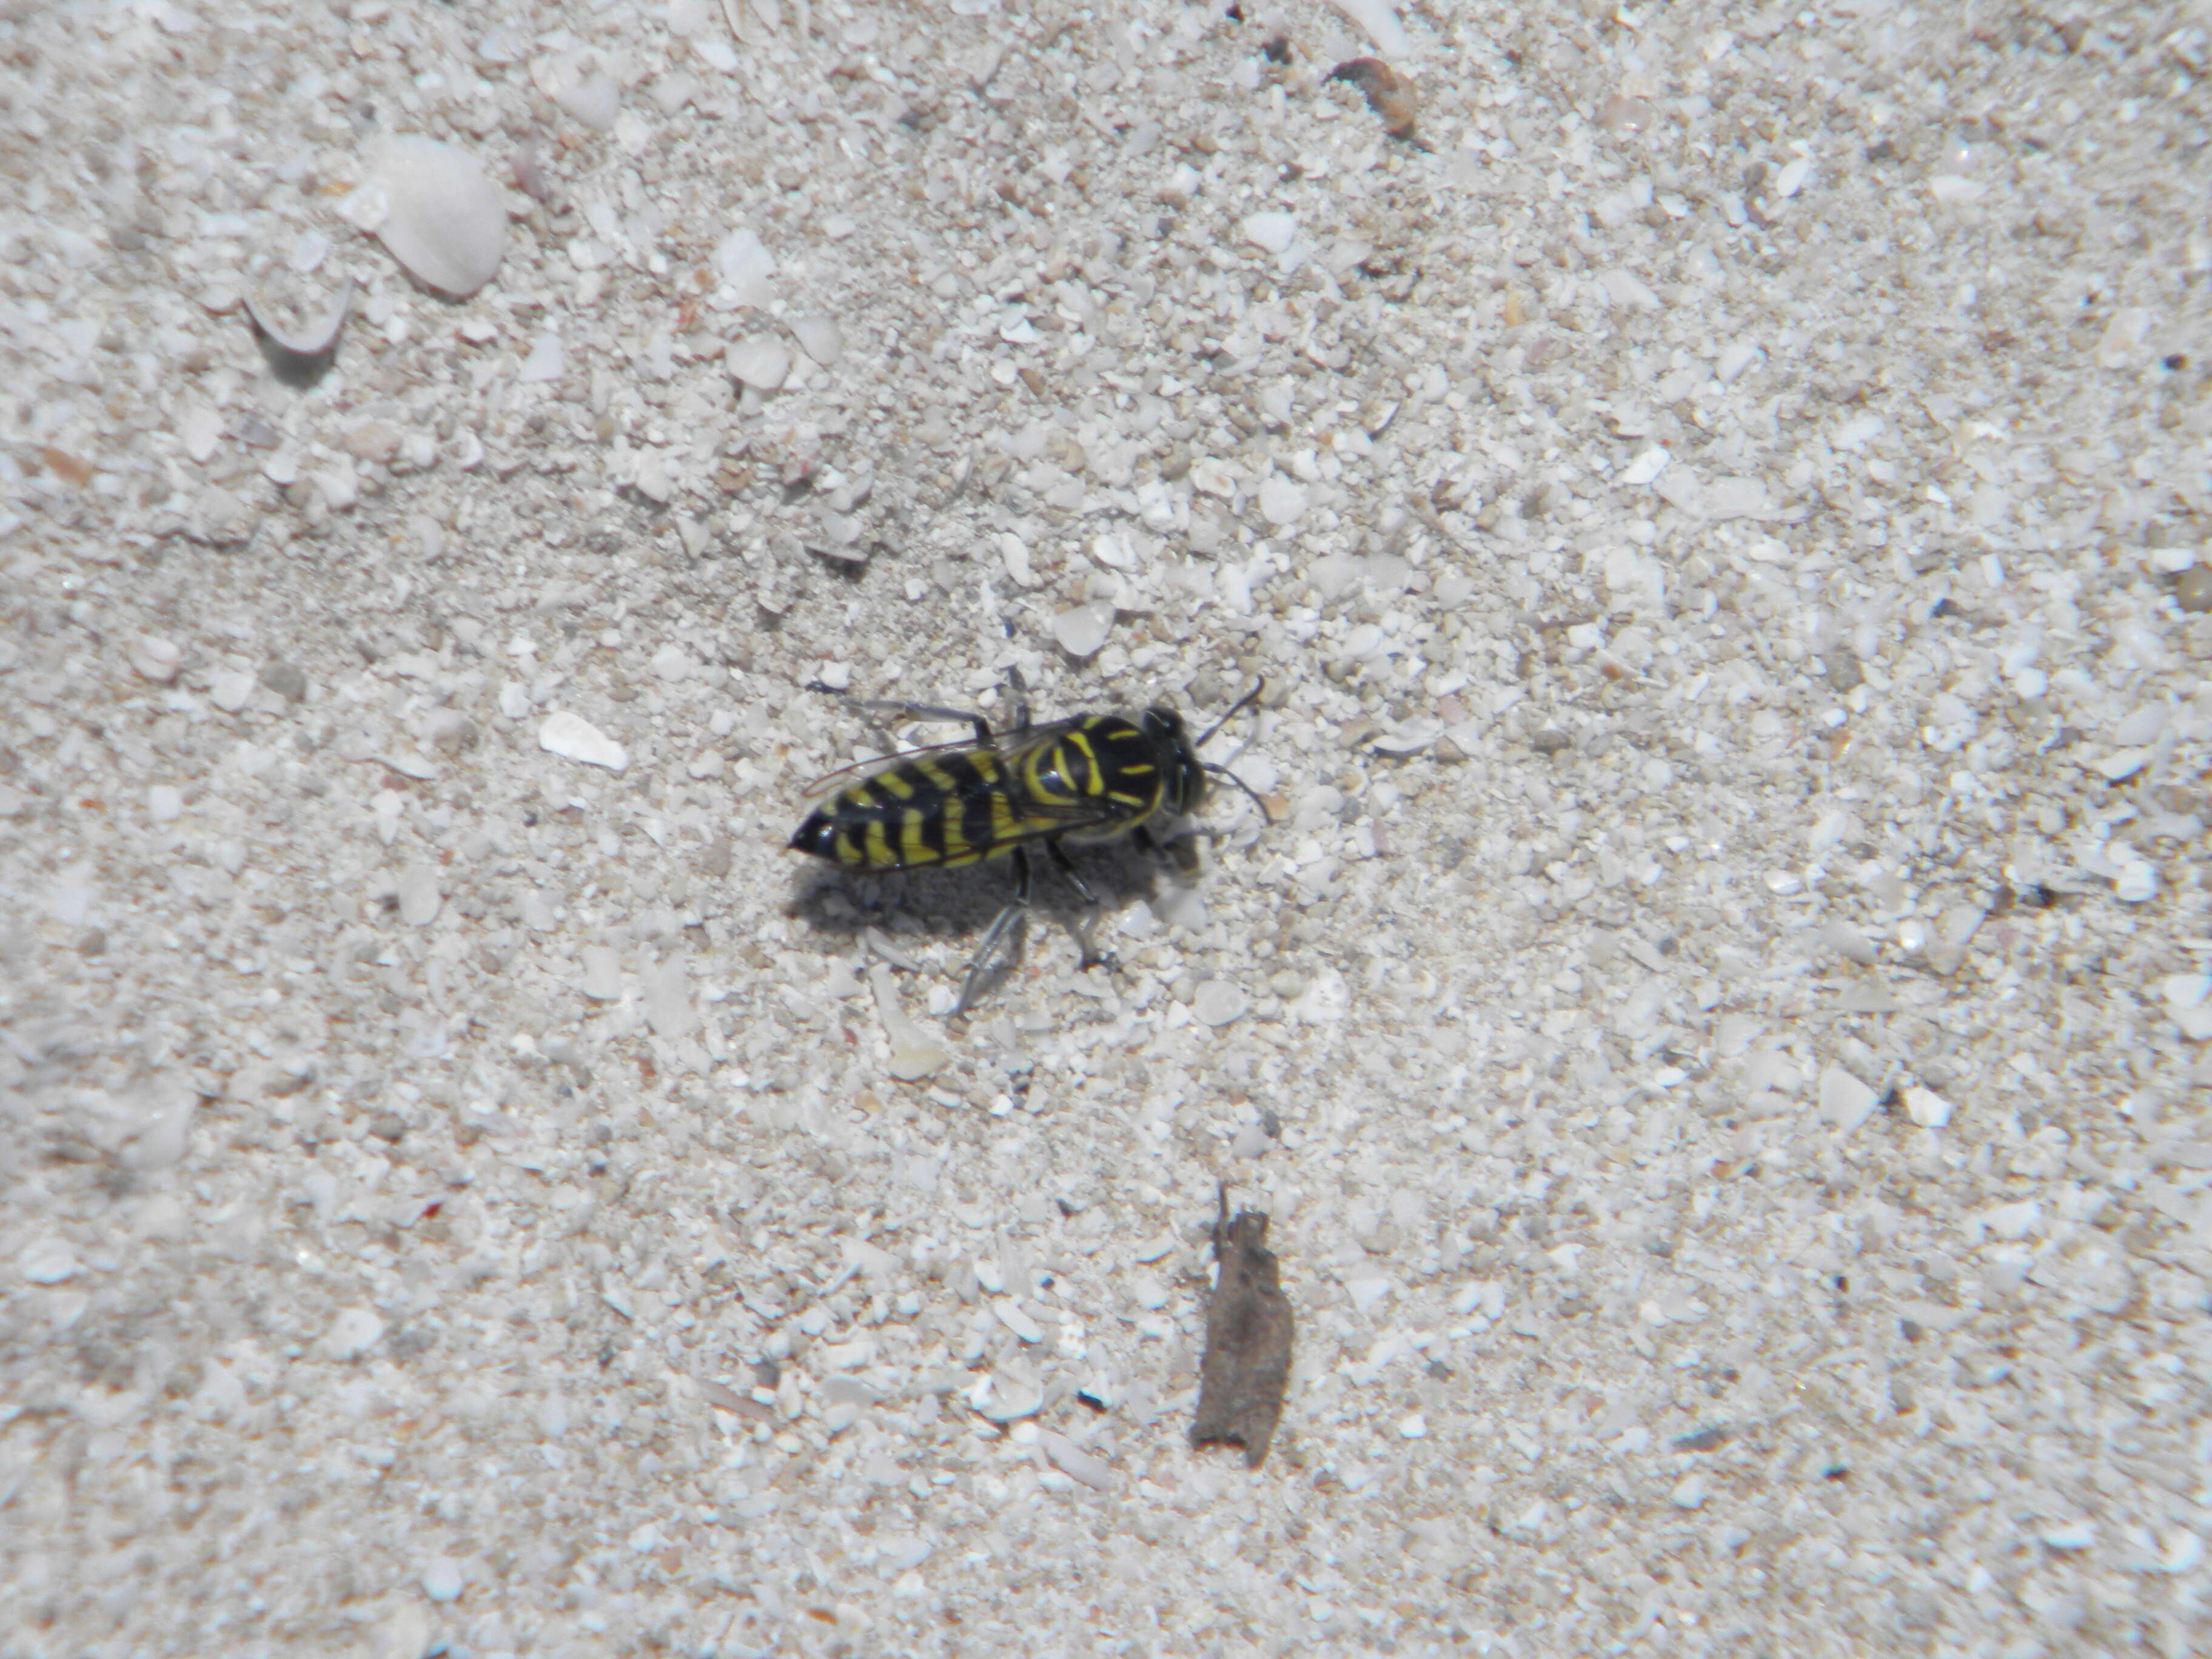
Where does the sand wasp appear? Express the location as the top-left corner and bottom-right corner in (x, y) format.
(789, 677), (1269, 1013)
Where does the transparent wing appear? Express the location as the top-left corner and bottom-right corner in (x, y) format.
(794, 716), (1098, 808)
(796, 732), (999, 805)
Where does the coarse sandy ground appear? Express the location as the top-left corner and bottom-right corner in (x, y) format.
(5, 0), (2212, 1654)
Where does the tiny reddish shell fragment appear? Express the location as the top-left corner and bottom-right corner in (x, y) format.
(1326, 57), (1419, 141)
(39, 446), (95, 487)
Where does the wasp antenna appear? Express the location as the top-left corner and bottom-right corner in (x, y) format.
(1203, 762), (1274, 825)
(1195, 678), (1266, 749)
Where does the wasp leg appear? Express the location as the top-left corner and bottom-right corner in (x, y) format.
(1041, 840), (1124, 975)
(1131, 822), (1201, 875)
(1044, 839), (1102, 906)
(805, 683), (995, 746)
(954, 846), (1033, 1015)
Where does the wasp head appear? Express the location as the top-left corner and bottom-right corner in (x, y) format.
(1142, 706), (1210, 816)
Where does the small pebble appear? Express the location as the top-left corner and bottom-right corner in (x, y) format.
(476, 25), (526, 64)
(1398, 1414), (1428, 1440)
(1346, 1275), (1393, 1315)
(1927, 903), (1988, 973)
(976, 1364), (1045, 1423)
(2113, 705), (2169, 746)
(791, 316), (844, 366)
(181, 406), (222, 463)
(2095, 749), (2149, 783)
(1230, 1123), (1272, 1158)
(632, 453), (675, 505)
(260, 661), (308, 703)
(148, 785), (185, 823)
(538, 711), (628, 771)
(510, 144), (556, 207)
(1258, 474), (1307, 527)
(991, 1299), (1045, 1344)
(1903, 1086), (1953, 1129)
(554, 70), (620, 132)
(420, 1557), (466, 1603)
(19, 1238), (79, 1284)
(1597, 94), (1653, 137)
(643, 957), (695, 1037)
(1820, 920), (1878, 964)
(130, 634), (182, 683)
(1671, 1474), (1711, 1510)
(311, 464), (358, 512)
(344, 420), (405, 464)
(320, 1307), (386, 1361)
(1039, 1431), (1116, 1492)
(209, 669), (255, 714)
(1051, 602), (1115, 659)
(714, 227), (777, 299)
(1820, 1066), (1880, 1132)
(651, 73), (701, 116)
(580, 945), (624, 1001)
(193, 486), (251, 544)
(1193, 980), (1250, 1028)
(1241, 212), (1298, 256)
(1715, 341), (1761, 383)
(397, 862), (441, 927)
(366, 135), (508, 298)
(380, 750), (438, 782)
(2176, 566), (2212, 612)
(869, 964), (948, 1081)
(726, 337), (791, 392)
(518, 330), (565, 384)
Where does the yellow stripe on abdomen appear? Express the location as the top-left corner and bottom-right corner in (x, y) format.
(899, 812), (935, 866)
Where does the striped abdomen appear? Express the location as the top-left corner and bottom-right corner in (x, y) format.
(787, 716), (1173, 872)
(791, 749), (1035, 872)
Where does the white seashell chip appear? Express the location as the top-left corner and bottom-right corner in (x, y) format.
(370, 135), (508, 298)
(538, 711), (628, 771)
(725, 337), (791, 390)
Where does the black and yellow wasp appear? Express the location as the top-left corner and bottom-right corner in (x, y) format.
(789, 678), (1268, 1013)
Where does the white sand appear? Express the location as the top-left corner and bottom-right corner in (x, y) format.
(4, 2), (2209, 1654)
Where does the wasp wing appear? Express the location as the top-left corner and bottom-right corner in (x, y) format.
(796, 731), (1010, 805)
(794, 716), (1102, 808)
